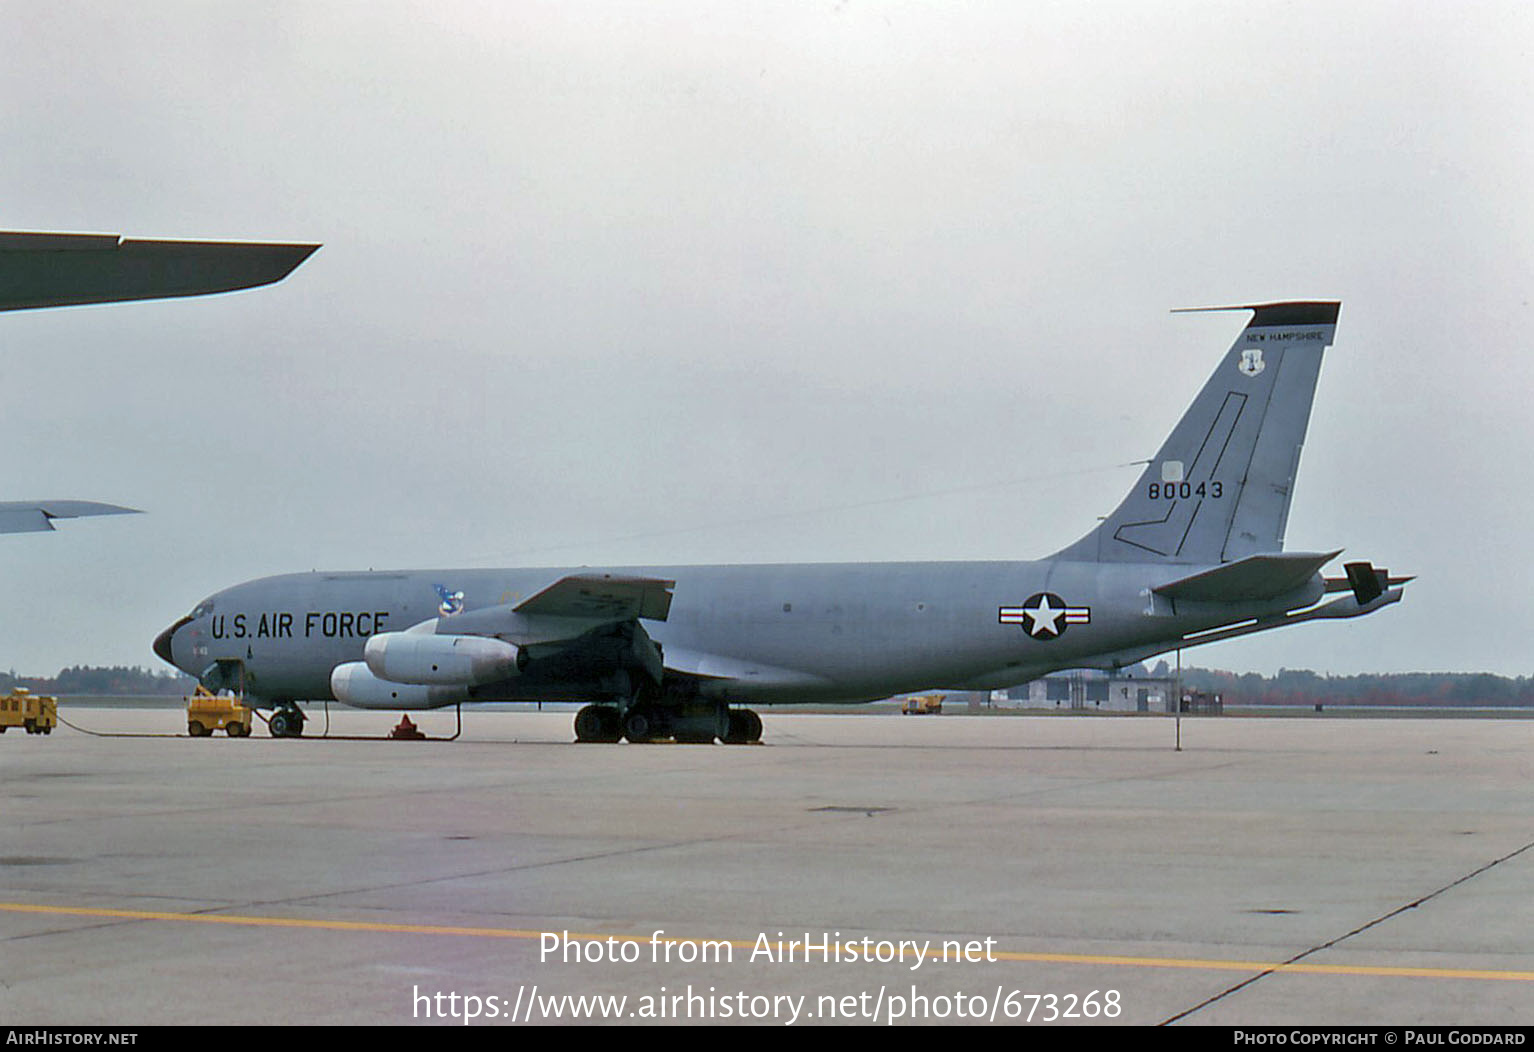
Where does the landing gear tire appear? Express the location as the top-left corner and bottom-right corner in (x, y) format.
(269, 706), (306, 738)
(574, 705), (621, 743)
(723, 708), (762, 744)
(622, 707), (656, 744)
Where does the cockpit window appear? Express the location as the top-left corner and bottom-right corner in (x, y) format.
(192, 601), (214, 618)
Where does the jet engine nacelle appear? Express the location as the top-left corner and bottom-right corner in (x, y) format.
(363, 631), (523, 686)
(330, 662), (469, 710)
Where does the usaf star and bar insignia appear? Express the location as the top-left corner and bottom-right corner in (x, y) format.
(999, 592), (1091, 640)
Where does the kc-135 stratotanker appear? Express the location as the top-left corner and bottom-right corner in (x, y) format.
(155, 302), (1407, 742)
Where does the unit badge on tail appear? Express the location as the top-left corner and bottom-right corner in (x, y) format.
(999, 593), (1091, 640)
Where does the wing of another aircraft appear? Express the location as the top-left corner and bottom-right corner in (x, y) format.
(0, 500), (140, 534)
(0, 230), (318, 311)
(1, 227), (318, 538)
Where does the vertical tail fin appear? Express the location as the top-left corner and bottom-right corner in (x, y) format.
(1054, 301), (1340, 565)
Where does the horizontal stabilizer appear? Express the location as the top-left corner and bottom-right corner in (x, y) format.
(0, 500), (140, 534)
(0, 231), (319, 311)
(1153, 550), (1340, 602)
(514, 573), (675, 622)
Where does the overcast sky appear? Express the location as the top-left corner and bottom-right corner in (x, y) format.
(1, 1), (1529, 679)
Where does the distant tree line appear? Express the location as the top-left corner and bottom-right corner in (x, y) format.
(1154, 663), (1534, 707)
(1, 665), (197, 696)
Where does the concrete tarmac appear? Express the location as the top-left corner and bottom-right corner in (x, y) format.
(2, 707), (1531, 1026)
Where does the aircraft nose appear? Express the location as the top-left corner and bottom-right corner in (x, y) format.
(153, 616), (191, 667)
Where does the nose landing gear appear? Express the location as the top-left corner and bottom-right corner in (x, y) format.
(267, 702), (307, 738)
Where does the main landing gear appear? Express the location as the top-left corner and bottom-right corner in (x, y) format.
(723, 708), (762, 745)
(573, 703), (622, 743)
(572, 702), (762, 745)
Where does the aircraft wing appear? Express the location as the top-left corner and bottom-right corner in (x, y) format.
(0, 231), (318, 311)
(513, 573), (675, 622)
(0, 500), (140, 534)
(416, 573), (674, 647)
(336, 573), (679, 707)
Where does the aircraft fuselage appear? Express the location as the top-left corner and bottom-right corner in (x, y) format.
(158, 559), (1321, 706)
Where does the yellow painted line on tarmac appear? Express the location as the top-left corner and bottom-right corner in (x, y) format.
(4, 902), (1531, 983)
(0, 901), (544, 938)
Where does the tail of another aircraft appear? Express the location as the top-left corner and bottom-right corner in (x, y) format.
(1053, 301), (1340, 565)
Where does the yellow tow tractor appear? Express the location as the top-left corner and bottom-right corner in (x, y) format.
(0, 688), (58, 735)
(186, 686), (253, 738)
(901, 694), (944, 715)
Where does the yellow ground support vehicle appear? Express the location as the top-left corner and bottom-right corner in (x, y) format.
(901, 694), (944, 715)
(186, 687), (254, 737)
(0, 688), (57, 735)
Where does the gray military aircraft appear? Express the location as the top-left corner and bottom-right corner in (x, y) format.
(154, 301), (1407, 741)
(1, 229), (318, 534)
